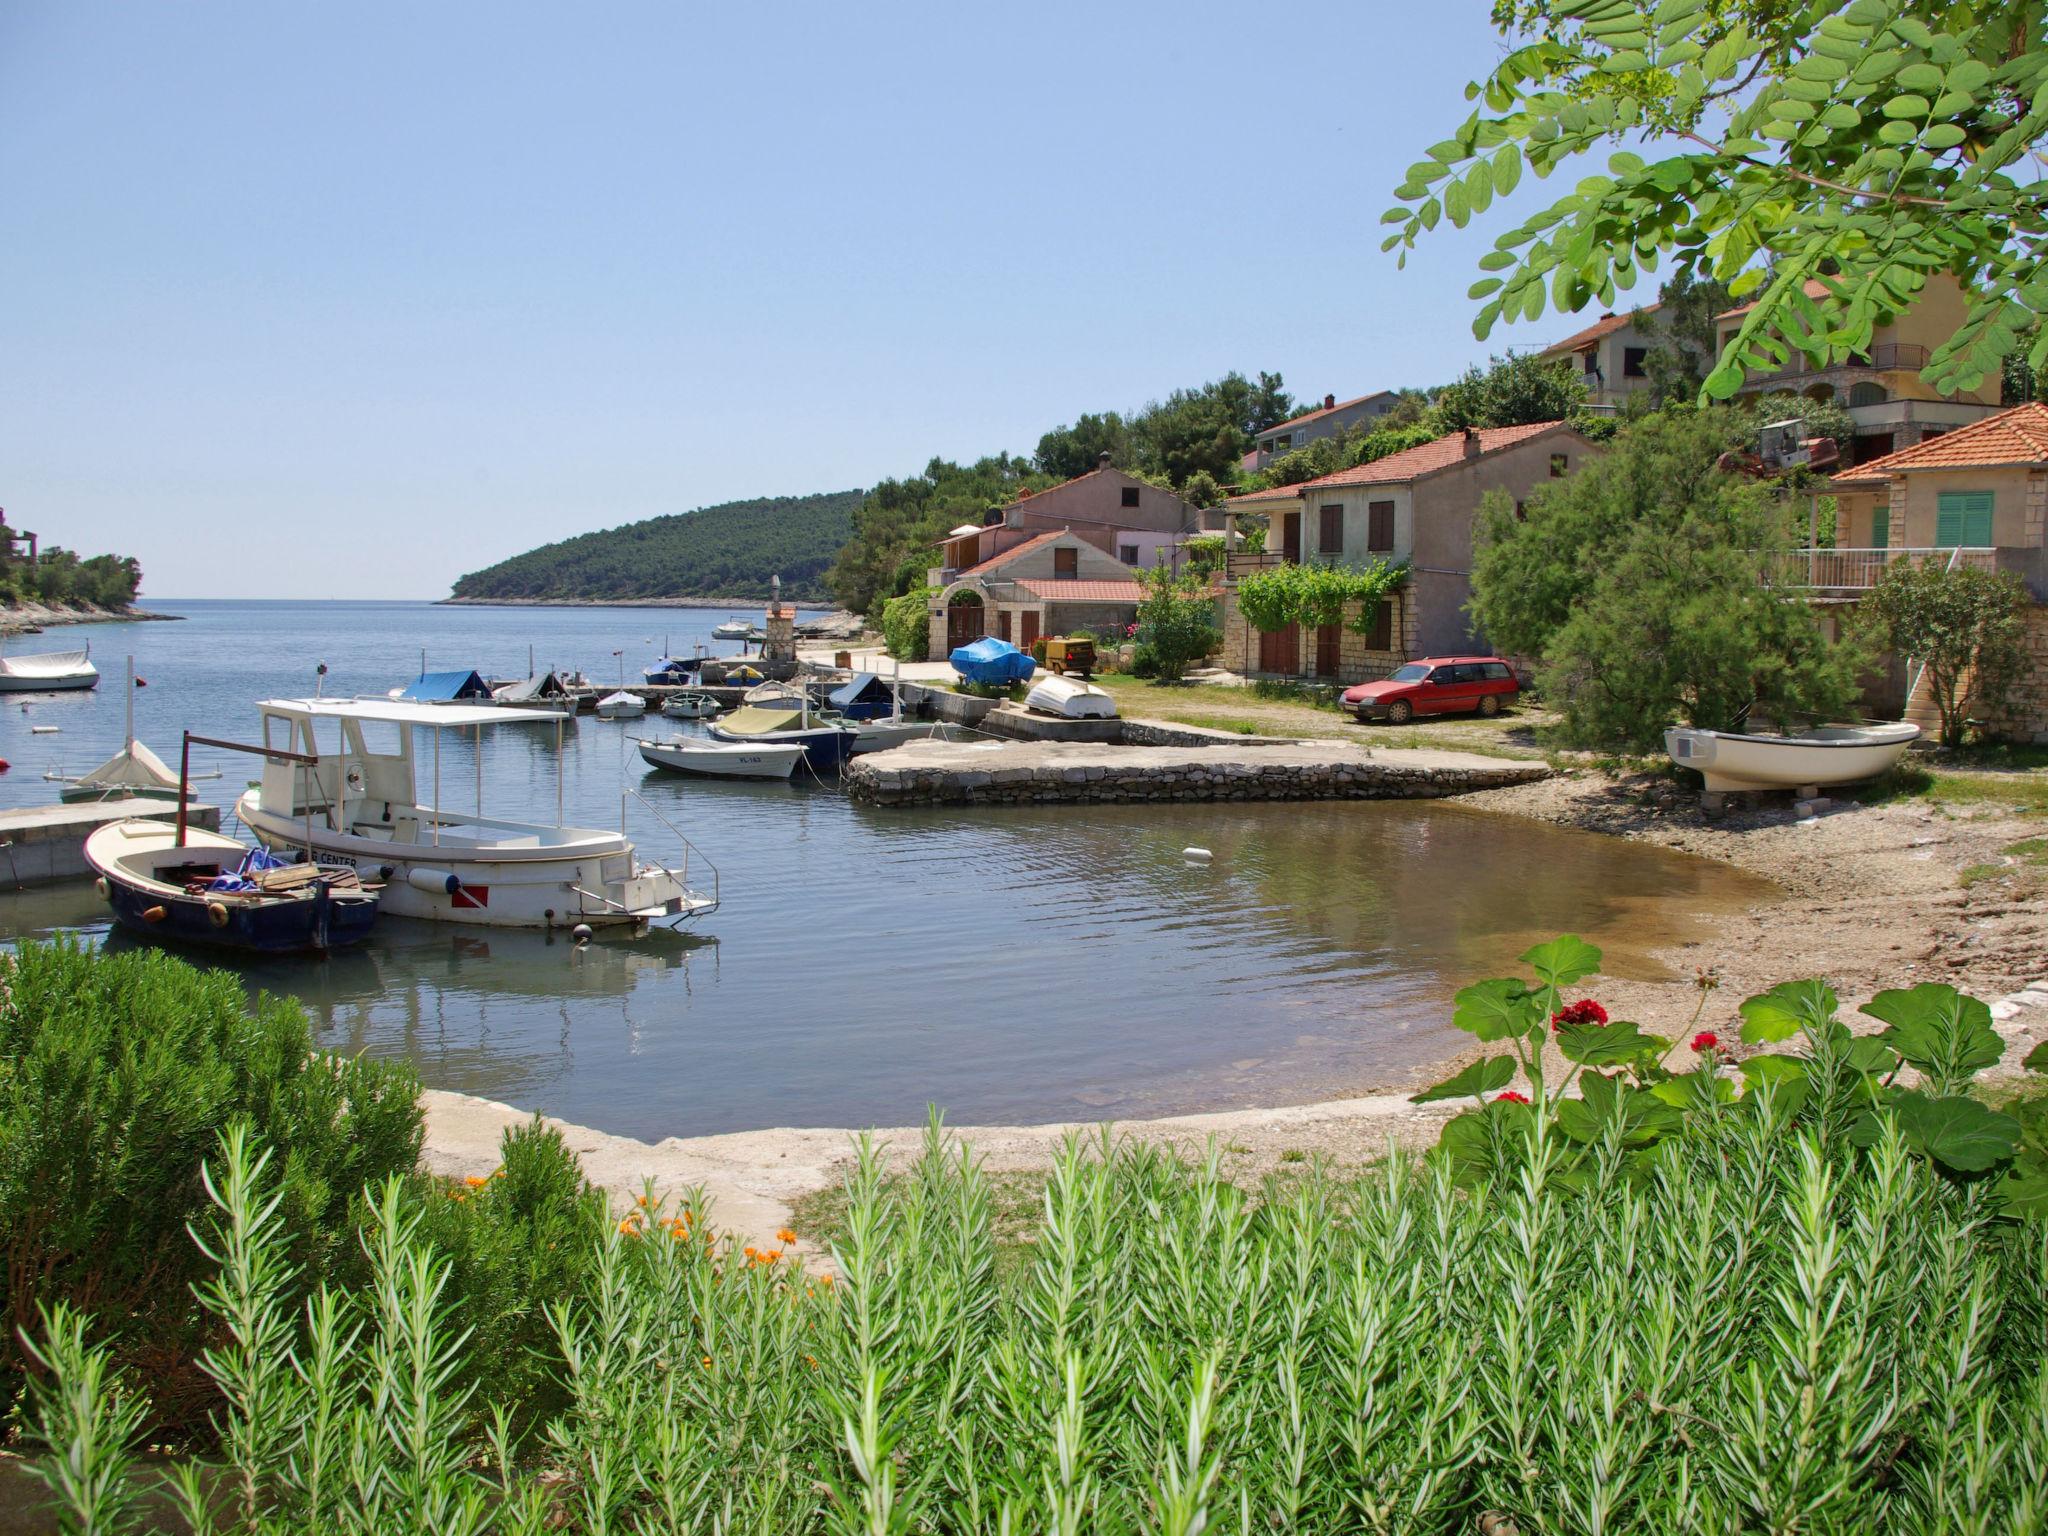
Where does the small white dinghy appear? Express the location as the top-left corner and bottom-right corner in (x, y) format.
(595, 690), (646, 720)
(637, 736), (802, 779)
(662, 692), (721, 720)
(1024, 674), (1119, 720)
(1665, 721), (1920, 793)
(0, 643), (97, 693)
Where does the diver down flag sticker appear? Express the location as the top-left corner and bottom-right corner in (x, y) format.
(452, 885), (490, 910)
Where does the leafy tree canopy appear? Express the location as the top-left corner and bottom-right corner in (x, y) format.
(1471, 405), (1865, 746)
(0, 545), (142, 611)
(828, 456), (1053, 617)
(1386, 0), (2048, 399)
(451, 492), (859, 606)
(1432, 351), (1592, 430)
(1863, 559), (2031, 746)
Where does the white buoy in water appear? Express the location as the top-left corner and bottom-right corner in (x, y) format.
(571, 923), (594, 945)
(30, 725), (58, 735)
(1182, 846), (1213, 862)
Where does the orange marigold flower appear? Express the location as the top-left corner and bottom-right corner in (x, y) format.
(743, 1245), (759, 1260)
(463, 1175), (488, 1189)
(700, 1354), (712, 1370)
(617, 1216), (644, 1236)
(804, 1353), (818, 1370)
(635, 1193), (650, 1208)
(776, 1227), (797, 1245)
(818, 1273), (834, 1287)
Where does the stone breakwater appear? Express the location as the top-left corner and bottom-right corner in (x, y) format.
(845, 735), (1549, 808)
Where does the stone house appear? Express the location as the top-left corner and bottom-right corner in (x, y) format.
(927, 528), (1145, 659)
(1248, 392), (1403, 472)
(1218, 421), (1602, 682)
(1538, 304), (1665, 412)
(1716, 273), (2001, 465)
(931, 457), (1221, 584)
(1821, 402), (2048, 737)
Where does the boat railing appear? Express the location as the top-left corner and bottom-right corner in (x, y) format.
(622, 788), (721, 918)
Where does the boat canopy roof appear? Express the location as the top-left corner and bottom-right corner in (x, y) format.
(492, 671), (569, 701)
(257, 697), (568, 728)
(828, 672), (892, 709)
(718, 706), (805, 734)
(396, 669), (491, 701)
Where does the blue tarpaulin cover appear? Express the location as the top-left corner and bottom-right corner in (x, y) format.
(828, 672), (895, 718)
(950, 638), (1036, 685)
(208, 845), (297, 894)
(397, 669), (492, 701)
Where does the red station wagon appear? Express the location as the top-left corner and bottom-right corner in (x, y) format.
(1342, 656), (1521, 724)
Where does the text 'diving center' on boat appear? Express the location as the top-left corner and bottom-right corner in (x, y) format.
(232, 697), (719, 932)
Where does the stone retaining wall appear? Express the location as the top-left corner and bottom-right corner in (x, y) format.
(846, 744), (1547, 808)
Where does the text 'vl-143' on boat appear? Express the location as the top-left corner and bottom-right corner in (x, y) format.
(233, 697), (719, 932)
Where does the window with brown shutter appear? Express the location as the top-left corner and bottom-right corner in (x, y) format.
(1367, 501), (1394, 553)
(1363, 601), (1392, 650)
(1319, 504), (1343, 554)
(1053, 546), (1078, 578)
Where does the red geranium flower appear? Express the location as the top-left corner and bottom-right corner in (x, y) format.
(1495, 1090), (1530, 1104)
(1691, 1031), (1719, 1052)
(1551, 999), (1609, 1030)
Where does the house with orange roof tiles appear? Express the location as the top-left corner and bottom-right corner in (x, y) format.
(1217, 420), (1601, 682)
(1537, 303), (1664, 411)
(925, 527), (1149, 659)
(1249, 391), (1403, 471)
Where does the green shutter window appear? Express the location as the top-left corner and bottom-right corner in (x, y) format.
(1870, 505), (1889, 550)
(1935, 490), (1994, 547)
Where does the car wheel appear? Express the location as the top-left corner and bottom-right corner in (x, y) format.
(1478, 694), (1502, 718)
(1387, 700), (1413, 725)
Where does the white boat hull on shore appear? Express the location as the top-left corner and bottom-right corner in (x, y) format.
(1665, 721), (1919, 792)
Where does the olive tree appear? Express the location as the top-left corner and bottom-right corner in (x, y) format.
(1863, 559), (2031, 746)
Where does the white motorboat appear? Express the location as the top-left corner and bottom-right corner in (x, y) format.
(234, 698), (718, 931)
(1024, 675), (1119, 720)
(712, 619), (752, 641)
(662, 692), (722, 720)
(0, 639), (97, 692)
(595, 690), (646, 720)
(637, 736), (801, 779)
(1665, 721), (1920, 792)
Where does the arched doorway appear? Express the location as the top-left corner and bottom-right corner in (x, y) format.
(1848, 381), (1889, 408)
(946, 590), (986, 650)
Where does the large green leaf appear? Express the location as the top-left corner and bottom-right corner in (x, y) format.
(1998, 1148), (2048, 1219)
(1411, 1056), (1517, 1105)
(1521, 935), (1602, 990)
(2022, 1040), (2048, 1075)
(1556, 1072), (1682, 1146)
(1453, 978), (1548, 1042)
(1739, 980), (1838, 1044)
(1557, 1021), (1666, 1068)
(1891, 1092), (2023, 1174)
(1862, 984), (2003, 1086)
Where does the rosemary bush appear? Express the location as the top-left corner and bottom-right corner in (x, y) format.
(0, 939), (422, 1427)
(22, 946), (2048, 1533)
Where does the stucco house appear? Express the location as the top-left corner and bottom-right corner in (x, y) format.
(1249, 392), (1402, 471)
(1538, 304), (1665, 412)
(931, 456), (1220, 583)
(1717, 273), (2001, 464)
(1218, 421), (1601, 681)
(1820, 403), (2048, 736)
(928, 528), (1146, 659)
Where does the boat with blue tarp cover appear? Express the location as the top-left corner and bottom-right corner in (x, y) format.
(950, 637), (1036, 685)
(828, 672), (895, 720)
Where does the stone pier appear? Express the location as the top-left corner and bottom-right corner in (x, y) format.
(844, 734), (1548, 808)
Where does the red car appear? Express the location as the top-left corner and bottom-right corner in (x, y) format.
(1342, 656), (1520, 724)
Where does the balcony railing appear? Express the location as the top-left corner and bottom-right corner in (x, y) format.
(1766, 546), (1996, 591)
(1224, 551), (1291, 579)
(1739, 342), (1931, 390)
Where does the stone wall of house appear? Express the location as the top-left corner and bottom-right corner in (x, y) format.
(1218, 591), (1418, 682)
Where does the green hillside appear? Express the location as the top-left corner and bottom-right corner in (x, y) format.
(449, 490), (860, 604)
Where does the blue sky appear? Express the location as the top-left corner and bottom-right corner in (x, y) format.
(0, 2), (1596, 600)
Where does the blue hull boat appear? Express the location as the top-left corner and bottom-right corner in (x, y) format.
(709, 705), (858, 771)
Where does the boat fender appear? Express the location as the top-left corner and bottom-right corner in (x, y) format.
(142, 905), (167, 924)
(378, 865), (395, 881)
(0, 759), (9, 773)
(93, 877), (108, 901)
(134, 677), (147, 687)
(572, 923), (593, 945)
(407, 867), (462, 896)
(207, 901), (230, 929)
(1182, 847), (1213, 862)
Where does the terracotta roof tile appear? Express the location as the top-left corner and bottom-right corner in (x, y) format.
(1830, 402), (2048, 484)
(956, 527), (1069, 577)
(1012, 578), (1146, 602)
(1539, 304), (1661, 356)
(1225, 422), (1571, 506)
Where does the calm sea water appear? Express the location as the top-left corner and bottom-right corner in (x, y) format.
(0, 601), (1780, 1138)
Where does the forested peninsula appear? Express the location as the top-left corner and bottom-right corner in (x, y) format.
(447, 491), (860, 606)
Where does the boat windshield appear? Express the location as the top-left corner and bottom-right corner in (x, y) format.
(1387, 663), (1430, 682)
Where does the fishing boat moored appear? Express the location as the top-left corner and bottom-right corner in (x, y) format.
(662, 692), (722, 719)
(0, 640), (97, 693)
(595, 690), (647, 720)
(637, 736), (802, 779)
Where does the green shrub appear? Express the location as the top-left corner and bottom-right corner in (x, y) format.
(0, 940), (422, 1428)
(1130, 642), (1162, 679)
(879, 587), (932, 662)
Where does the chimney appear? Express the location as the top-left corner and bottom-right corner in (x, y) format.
(1097, 451), (1112, 470)
(1463, 426), (1482, 459)
(1323, 393), (1335, 410)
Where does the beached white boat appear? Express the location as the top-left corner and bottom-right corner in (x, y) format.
(234, 698), (718, 931)
(637, 736), (802, 779)
(662, 692), (721, 719)
(1664, 721), (1919, 792)
(0, 641), (97, 692)
(46, 657), (219, 801)
(1024, 675), (1119, 720)
(595, 690), (646, 720)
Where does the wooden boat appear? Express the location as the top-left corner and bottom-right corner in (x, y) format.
(637, 736), (802, 779)
(1664, 721), (1919, 792)
(85, 819), (380, 954)
(1024, 675), (1119, 720)
(234, 699), (718, 930)
(662, 692), (722, 719)
(0, 640), (96, 693)
(709, 705), (857, 769)
(595, 690), (647, 719)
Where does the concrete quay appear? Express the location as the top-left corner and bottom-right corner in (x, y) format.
(0, 798), (223, 888)
(844, 733), (1548, 808)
